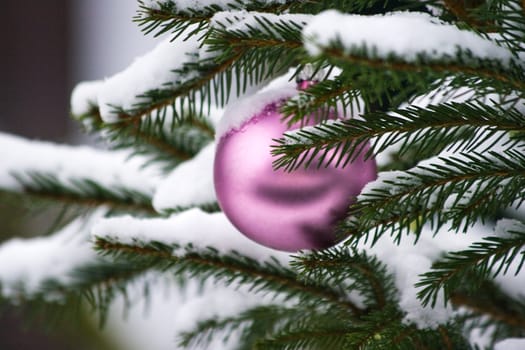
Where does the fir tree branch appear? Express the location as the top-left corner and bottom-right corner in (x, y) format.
(118, 12), (308, 127)
(342, 307), (467, 350)
(3, 260), (151, 326)
(136, 0), (426, 40)
(94, 238), (366, 316)
(178, 305), (331, 349)
(281, 77), (360, 125)
(319, 45), (525, 92)
(420, 270), (525, 336)
(272, 102), (524, 172)
(292, 248), (396, 309)
(450, 293), (525, 329)
(417, 224), (525, 307)
(443, 0), (491, 29)
(9, 172), (156, 215)
(255, 328), (350, 350)
(76, 107), (214, 171)
(135, 0), (297, 40)
(346, 150), (525, 244)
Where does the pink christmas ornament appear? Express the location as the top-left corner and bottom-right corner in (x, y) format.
(214, 86), (377, 252)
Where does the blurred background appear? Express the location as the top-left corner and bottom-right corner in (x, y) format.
(0, 1), (165, 348)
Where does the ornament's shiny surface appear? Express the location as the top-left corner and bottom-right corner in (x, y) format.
(214, 103), (377, 251)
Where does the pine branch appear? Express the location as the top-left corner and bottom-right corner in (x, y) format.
(273, 102), (525, 172)
(345, 311), (468, 350)
(451, 291), (525, 330)
(345, 150), (525, 245)
(255, 327), (350, 350)
(76, 106), (214, 171)
(178, 305), (325, 349)
(292, 248), (397, 309)
(135, 0), (297, 40)
(417, 222), (525, 307)
(315, 44), (525, 93)
(3, 260), (151, 326)
(135, 0), (431, 41)
(449, 277), (525, 332)
(280, 76), (362, 125)
(119, 12), (309, 128)
(10, 172), (156, 215)
(443, 0), (491, 29)
(94, 238), (366, 316)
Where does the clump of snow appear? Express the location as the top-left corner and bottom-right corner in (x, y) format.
(144, 0), (288, 12)
(92, 208), (290, 264)
(215, 70), (297, 138)
(153, 143), (216, 212)
(303, 10), (515, 65)
(0, 132), (162, 195)
(494, 338), (525, 350)
(141, 0), (162, 10)
(97, 35), (200, 122)
(494, 218), (525, 238)
(70, 80), (103, 116)
(211, 11), (312, 38)
(0, 212), (102, 297)
(357, 223), (487, 328)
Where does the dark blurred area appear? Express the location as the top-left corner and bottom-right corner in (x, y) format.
(0, 1), (112, 349)
(0, 1), (70, 141)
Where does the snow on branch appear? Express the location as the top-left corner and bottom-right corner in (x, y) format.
(143, 0), (289, 12)
(0, 212), (101, 297)
(0, 132), (161, 196)
(153, 143), (217, 213)
(89, 35), (200, 123)
(71, 80), (103, 116)
(303, 11), (515, 65)
(92, 208), (289, 263)
(210, 11), (311, 38)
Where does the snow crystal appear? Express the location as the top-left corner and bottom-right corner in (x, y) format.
(92, 208), (290, 264)
(0, 132), (162, 195)
(0, 212), (101, 297)
(153, 143), (216, 212)
(97, 35), (199, 122)
(303, 11), (514, 65)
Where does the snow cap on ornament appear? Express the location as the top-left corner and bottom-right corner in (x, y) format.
(214, 70), (377, 252)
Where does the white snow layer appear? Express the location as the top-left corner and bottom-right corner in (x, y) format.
(495, 338), (525, 350)
(0, 213), (101, 297)
(0, 132), (161, 194)
(143, 0), (288, 11)
(96, 35), (199, 122)
(211, 11), (312, 38)
(92, 208), (290, 264)
(359, 223), (487, 328)
(153, 143), (216, 212)
(70, 80), (104, 116)
(215, 69), (297, 138)
(303, 11), (514, 64)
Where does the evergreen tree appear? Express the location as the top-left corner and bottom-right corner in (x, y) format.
(0, 0), (524, 348)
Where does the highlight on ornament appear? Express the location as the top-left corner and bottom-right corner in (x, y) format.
(214, 76), (377, 252)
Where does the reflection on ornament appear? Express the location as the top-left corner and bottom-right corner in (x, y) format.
(214, 90), (376, 252)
